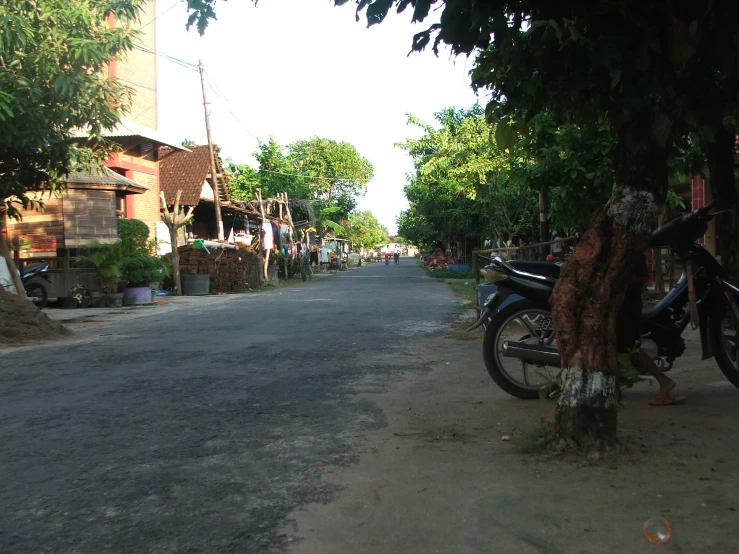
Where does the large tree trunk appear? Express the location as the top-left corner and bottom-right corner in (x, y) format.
(550, 114), (665, 449)
(707, 126), (738, 285)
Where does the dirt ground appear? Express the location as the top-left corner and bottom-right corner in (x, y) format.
(283, 324), (739, 553)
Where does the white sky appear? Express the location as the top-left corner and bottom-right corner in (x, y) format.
(151, 0), (480, 234)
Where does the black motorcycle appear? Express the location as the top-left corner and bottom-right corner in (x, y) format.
(21, 262), (51, 309)
(469, 201), (739, 399)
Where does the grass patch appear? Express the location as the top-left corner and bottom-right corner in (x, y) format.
(424, 268), (477, 279)
(446, 280), (478, 309)
(447, 317), (483, 341)
(516, 421), (555, 453)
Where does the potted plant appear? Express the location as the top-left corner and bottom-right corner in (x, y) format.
(122, 247), (170, 306)
(117, 218), (171, 305)
(78, 240), (126, 307)
(70, 284), (91, 308)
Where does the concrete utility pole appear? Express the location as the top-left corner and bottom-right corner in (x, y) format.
(198, 59), (224, 240)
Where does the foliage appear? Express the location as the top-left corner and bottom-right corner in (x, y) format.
(181, 139), (196, 147)
(123, 244), (170, 288)
(78, 241), (128, 293)
(117, 218), (150, 250)
(0, 0), (144, 220)
(228, 136), (373, 238)
(69, 284), (91, 302)
(79, 235), (170, 292)
(343, 210), (389, 248)
(398, 106), (539, 248)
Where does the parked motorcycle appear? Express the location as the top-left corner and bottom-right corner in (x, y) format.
(21, 263), (51, 309)
(469, 201), (739, 399)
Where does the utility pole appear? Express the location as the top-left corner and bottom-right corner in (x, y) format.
(198, 59), (224, 240)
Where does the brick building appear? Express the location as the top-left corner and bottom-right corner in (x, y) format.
(5, 0), (188, 296)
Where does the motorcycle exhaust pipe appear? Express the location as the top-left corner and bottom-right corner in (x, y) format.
(502, 341), (561, 367)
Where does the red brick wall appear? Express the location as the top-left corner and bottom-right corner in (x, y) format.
(116, 1), (157, 129)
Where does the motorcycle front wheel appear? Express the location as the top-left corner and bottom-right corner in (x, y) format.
(24, 282), (48, 310)
(711, 301), (739, 387)
(482, 299), (558, 399)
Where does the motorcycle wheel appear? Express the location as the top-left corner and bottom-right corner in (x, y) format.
(710, 301), (739, 387)
(482, 299), (557, 399)
(24, 281), (48, 310)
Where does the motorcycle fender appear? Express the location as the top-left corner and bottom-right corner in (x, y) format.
(41, 274), (53, 283)
(467, 292), (502, 331)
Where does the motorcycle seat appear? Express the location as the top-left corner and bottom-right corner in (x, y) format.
(21, 263), (46, 277)
(507, 260), (561, 280)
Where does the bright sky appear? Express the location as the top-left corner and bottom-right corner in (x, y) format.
(152, 0), (480, 234)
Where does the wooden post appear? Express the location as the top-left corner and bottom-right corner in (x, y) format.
(281, 192), (309, 282)
(161, 190), (195, 296)
(198, 60), (224, 241)
(256, 188), (269, 283)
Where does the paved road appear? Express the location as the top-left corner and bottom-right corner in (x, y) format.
(0, 261), (459, 553)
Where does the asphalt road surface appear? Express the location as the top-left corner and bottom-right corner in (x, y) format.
(0, 260), (460, 553)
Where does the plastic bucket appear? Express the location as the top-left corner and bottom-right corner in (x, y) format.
(182, 274), (211, 296)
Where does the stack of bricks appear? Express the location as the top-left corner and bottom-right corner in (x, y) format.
(177, 245), (262, 294)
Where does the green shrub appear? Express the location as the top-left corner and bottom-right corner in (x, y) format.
(117, 218), (150, 250)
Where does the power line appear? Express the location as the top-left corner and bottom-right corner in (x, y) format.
(133, 44), (198, 71)
(137, 0), (183, 30)
(201, 70), (259, 141)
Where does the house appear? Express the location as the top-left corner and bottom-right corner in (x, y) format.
(158, 144), (232, 248)
(2, 0), (187, 297)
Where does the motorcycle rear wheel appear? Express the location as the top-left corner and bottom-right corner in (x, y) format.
(711, 301), (739, 387)
(24, 281), (48, 310)
(482, 299), (557, 399)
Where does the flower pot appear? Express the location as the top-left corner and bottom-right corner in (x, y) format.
(181, 274), (211, 296)
(123, 286), (153, 306)
(61, 297), (78, 309)
(105, 293), (124, 308)
(79, 298), (90, 309)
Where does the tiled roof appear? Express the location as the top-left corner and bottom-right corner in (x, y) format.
(159, 145), (230, 206)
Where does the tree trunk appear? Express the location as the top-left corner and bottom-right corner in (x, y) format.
(539, 187), (550, 260)
(550, 113), (666, 448)
(707, 126), (738, 285)
(169, 226), (182, 296)
(0, 226), (27, 300)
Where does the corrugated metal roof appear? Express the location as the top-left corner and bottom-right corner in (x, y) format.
(64, 166), (148, 191)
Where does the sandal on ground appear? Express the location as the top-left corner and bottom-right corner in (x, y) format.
(649, 394), (686, 406)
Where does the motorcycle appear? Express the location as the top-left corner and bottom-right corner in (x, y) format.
(468, 201), (739, 399)
(21, 262), (51, 309)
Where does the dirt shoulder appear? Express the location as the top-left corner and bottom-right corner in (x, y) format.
(283, 328), (739, 553)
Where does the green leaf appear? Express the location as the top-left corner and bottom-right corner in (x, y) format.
(494, 121), (517, 153)
(617, 353), (630, 368)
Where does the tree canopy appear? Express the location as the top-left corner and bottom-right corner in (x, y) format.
(228, 135), (374, 237)
(397, 106), (616, 250)
(343, 210), (389, 249)
(1, 0), (144, 219)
